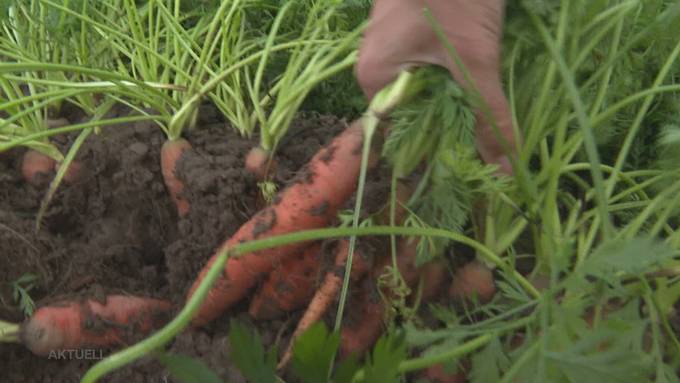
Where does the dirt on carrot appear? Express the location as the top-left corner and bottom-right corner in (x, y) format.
(248, 242), (324, 320)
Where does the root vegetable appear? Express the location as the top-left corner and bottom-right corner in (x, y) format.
(377, 179), (414, 226)
(21, 149), (56, 186)
(340, 237), (422, 358)
(448, 260), (496, 304)
(421, 363), (467, 383)
(416, 259), (448, 303)
(54, 160), (84, 184)
(339, 281), (384, 359)
(161, 138), (192, 217)
(187, 120), (374, 327)
(20, 295), (172, 356)
(278, 238), (372, 369)
(248, 242), (323, 320)
(245, 146), (277, 181)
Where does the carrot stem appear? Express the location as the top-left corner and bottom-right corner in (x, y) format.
(0, 320), (20, 343)
(333, 70), (415, 333)
(349, 334), (494, 383)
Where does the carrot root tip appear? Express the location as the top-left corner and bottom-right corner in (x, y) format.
(245, 146), (276, 181)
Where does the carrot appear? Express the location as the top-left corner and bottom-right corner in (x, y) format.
(19, 294), (172, 356)
(20, 118), (74, 186)
(245, 146), (277, 181)
(339, 237), (422, 358)
(448, 260), (496, 304)
(187, 120), (374, 327)
(161, 138), (192, 217)
(338, 237), (449, 359)
(54, 160), (83, 184)
(420, 363), (468, 383)
(339, 280), (384, 359)
(248, 242), (323, 320)
(377, 179), (414, 226)
(21, 149), (56, 186)
(415, 259), (448, 303)
(278, 238), (372, 370)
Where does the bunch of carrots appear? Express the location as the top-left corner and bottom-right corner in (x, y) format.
(2, 70), (498, 383)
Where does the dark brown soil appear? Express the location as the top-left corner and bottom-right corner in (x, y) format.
(0, 104), (400, 382)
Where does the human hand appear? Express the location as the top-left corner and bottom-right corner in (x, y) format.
(356, 0), (516, 175)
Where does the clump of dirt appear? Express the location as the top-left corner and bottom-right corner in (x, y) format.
(0, 104), (395, 382)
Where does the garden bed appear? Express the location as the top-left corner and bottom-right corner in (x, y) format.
(0, 104), (399, 382)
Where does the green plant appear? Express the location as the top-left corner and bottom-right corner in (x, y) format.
(9, 273), (38, 316)
(4, 1), (678, 382)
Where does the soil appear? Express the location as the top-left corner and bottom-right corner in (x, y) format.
(0, 104), (413, 382)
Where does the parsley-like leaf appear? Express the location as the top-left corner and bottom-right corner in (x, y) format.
(227, 319), (278, 383)
(583, 237), (679, 283)
(333, 354), (361, 383)
(363, 330), (408, 383)
(290, 322), (340, 383)
(469, 337), (510, 383)
(157, 352), (223, 383)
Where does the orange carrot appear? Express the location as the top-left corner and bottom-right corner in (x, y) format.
(448, 260), (496, 304)
(278, 238), (372, 369)
(421, 363), (468, 383)
(248, 242), (323, 320)
(161, 138), (192, 217)
(377, 179), (414, 226)
(54, 160), (84, 184)
(339, 237), (423, 358)
(20, 295), (172, 356)
(245, 146), (277, 181)
(187, 120), (374, 327)
(21, 118), (75, 185)
(415, 259), (448, 303)
(339, 281), (384, 359)
(21, 149), (56, 186)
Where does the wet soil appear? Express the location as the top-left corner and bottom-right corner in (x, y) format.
(0, 104), (406, 382)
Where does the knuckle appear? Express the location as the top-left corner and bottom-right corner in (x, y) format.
(355, 50), (388, 97)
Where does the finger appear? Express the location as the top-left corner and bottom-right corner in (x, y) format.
(355, 0), (437, 99)
(355, 41), (404, 100)
(472, 72), (517, 175)
(435, 2), (515, 174)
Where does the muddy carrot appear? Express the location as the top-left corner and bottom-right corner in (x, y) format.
(54, 160), (83, 184)
(415, 259), (448, 303)
(248, 242), (323, 320)
(420, 363), (468, 383)
(278, 238), (372, 369)
(187, 120), (375, 327)
(377, 178), (414, 226)
(19, 294), (172, 356)
(245, 146), (277, 181)
(448, 260), (496, 304)
(339, 237), (422, 358)
(21, 149), (56, 186)
(161, 138), (192, 217)
(339, 280), (384, 359)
